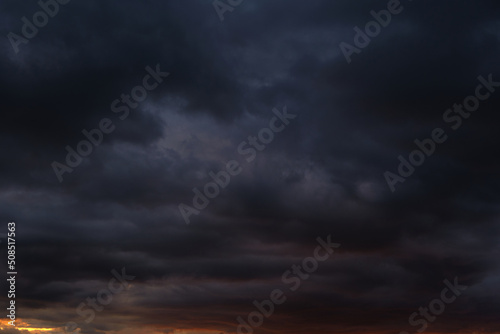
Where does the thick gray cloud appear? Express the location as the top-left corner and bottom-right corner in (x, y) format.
(0, 0), (499, 333)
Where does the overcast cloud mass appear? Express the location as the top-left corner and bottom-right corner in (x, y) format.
(1, 0), (500, 333)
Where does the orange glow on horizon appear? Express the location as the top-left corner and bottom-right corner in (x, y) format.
(0, 318), (57, 332)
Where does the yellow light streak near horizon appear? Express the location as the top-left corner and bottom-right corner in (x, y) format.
(18, 328), (54, 332)
(0, 318), (56, 332)
(0, 327), (55, 332)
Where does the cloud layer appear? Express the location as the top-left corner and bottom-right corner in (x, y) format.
(1, 0), (500, 333)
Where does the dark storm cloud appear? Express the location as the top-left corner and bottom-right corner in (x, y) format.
(1, 0), (500, 333)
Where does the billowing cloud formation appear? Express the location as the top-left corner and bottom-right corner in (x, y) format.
(0, 0), (500, 333)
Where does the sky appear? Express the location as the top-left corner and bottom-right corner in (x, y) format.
(1, 0), (500, 333)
